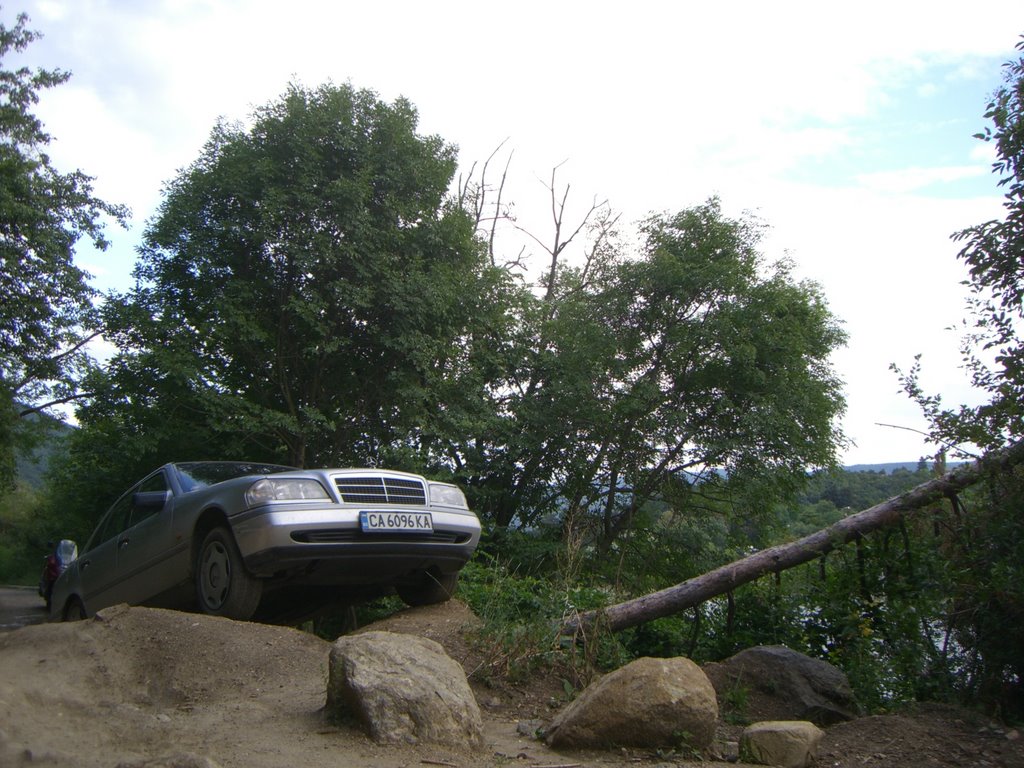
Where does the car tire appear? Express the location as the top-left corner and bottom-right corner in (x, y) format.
(62, 596), (87, 621)
(195, 526), (262, 620)
(396, 571), (459, 607)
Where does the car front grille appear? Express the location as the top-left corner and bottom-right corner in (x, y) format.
(292, 529), (470, 545)
(333, 476), (426, 505)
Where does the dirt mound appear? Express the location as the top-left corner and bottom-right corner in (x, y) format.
(0, 605), (335, 768)
(352, 597), (482, 668)
(1, 602), (1021, 768)
(820, 703), (1023, 767)
(0, 602), (562, 768)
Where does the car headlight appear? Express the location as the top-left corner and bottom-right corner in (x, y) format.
(245, 478), (330, 506)
(428, 482), (468, 509)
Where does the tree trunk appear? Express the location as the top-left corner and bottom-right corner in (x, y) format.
(561, 438), (1024, 636)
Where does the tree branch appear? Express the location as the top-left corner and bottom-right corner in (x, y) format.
(18, 391), (96, 418)
(13, 330), (103, 393)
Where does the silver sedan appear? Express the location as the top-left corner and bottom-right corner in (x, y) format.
(51, 462), (481, 621)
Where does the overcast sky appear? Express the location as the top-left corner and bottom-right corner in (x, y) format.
(9, 1), (1024, 465)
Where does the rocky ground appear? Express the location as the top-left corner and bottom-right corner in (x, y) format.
(0, 598), (1021, 767)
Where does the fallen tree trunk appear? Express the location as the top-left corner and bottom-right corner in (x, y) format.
(562, 437), (1024, 636)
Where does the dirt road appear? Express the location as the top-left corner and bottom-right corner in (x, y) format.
(0, 586), (49, 631)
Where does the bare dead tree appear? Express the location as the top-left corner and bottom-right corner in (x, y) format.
(513, 162), (609, 309)
(456, 140), (518, 268)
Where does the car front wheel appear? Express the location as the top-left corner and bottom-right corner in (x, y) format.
(396, 571), (459, 607)
(195, 527), (262, 620)
(62, 596), (87, 621)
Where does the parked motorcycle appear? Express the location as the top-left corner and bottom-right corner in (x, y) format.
(38, 540), (78, 611)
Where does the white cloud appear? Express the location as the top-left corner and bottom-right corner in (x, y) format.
(855, 165), (988, 194)
(969, 141), (999, 164)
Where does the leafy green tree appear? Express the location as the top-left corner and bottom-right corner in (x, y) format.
(898, 37), (1024, 452)
(950, 37), (1024, 448)
(461, 198), (846, 546)
(0, 478), (44, 582)
(0, 11), (127, 488)
(894, 38), (1024, 718)
(83, 83), (503, 482)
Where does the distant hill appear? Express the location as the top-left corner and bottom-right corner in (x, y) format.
(14, 411), (74, 488)
(843, 461), (965, 474)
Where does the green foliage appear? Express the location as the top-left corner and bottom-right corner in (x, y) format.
(895, 37), (1024, 450)
(40, 404), (148, 545)
(89, 82), (498, 480)
(472, 525), (566, 580)
(459, 197), (846, 547)
(593, 488), (735, 598)
(942, 37), (1024, 448)
(692, 579), (810, 663)
(0, 479), (63, 584)
(936, 471), (1024, 714)
(453, 459), (1008, 716)
(619, 614), (694, 659)
(0, 11), (127, 491)
(775, 465), (934, 539)
(796, 538), (929, 711)
(458, 558), (561, 626)
(891, 39), (1024, 719)
(455, 557), (568, 683)
(451, 545), (641, 687)
(722, 680), (751, 725)
(802, 466), (933, 512)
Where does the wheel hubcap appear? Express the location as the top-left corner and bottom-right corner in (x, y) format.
(200, 541), (230, 609)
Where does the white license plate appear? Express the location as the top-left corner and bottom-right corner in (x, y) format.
(359, 511), (433, 533)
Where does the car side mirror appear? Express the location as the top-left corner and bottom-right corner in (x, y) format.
(132, 490), (171, 511)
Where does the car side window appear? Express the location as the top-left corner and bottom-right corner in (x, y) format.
(93, 493), (133, 548)
(139, 473), (168, 494)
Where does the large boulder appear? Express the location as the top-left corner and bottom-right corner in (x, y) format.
(326, 630), (483, 748)
(703, 645), (857, 725)
(740, 720), (824, 768)
(546, 656), (718, 751)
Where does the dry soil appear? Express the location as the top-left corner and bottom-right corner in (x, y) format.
(0, 600), (1021, 767)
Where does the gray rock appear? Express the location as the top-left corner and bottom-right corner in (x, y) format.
(546, 656), (718, 751)
(704, 645), (857, 725)
(740, 720), (824, 767)
(326, 630), (483, 748)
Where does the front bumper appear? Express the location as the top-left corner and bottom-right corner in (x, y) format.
(229, 503), (481, 584)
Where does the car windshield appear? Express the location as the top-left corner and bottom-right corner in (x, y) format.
(174, 462), (298, 493)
